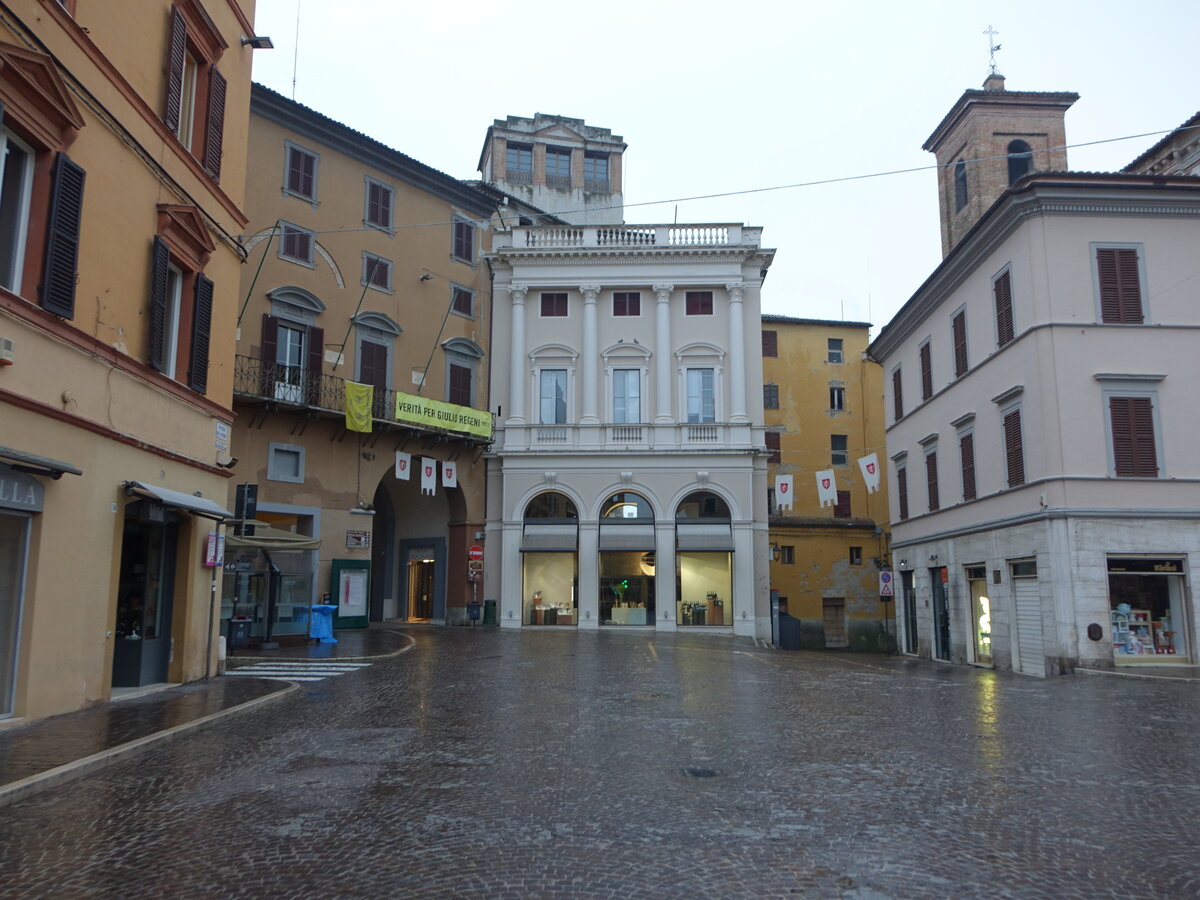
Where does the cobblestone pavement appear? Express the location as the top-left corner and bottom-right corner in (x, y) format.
(2, 628), (1199, 899)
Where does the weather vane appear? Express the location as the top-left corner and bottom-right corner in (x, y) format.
(983, 25), (1002, 75)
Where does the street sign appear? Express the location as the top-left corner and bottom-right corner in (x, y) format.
(468, 559), (483, 572)
(879, 571), (894, 597)
(468, 545), (484, 561)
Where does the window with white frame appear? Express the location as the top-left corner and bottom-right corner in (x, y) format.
(0, 129), (34, 293)
(686, 368), (715, 423)
(263, 287), (326, 405)
(612, 369), (641, 424)
(539, 369), (568, 424)
(1093, 243), (1147, 325)
(827, 338), (844, 363)
(829, 385), (845, 411)
(1097, 375), (1164, 478)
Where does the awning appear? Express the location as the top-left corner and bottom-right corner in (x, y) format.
(676, 523), (734, 552)
(124, 481), (232, 520)
(521, 523), (578, 552)
(224, 524), (321, 551)
(0, 444), (82, 479)
(598, 521), (656, 551)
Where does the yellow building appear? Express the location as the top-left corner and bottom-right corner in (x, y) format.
(228, 85), (500, 635)
(762, 316), (892, 650)
(0, 1), (257, 722)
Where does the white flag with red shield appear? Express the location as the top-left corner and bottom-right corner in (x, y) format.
(442, 460), (457, 488)
(420, 458), (437, 496)
(815, 469), (838, 507)
(775, 475), (794, 510)
(858, 453), (881, 493)
(395, 451), (411, 481)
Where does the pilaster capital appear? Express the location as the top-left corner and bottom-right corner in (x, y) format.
(510, 284), (529, 304)
(653, 283), (674, 302)
(580, 284), (602, 303)
(726, 282), (745, 302)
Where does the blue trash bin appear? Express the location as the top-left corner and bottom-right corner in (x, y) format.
(467, 600), (481, 623)
(309, 604), (338, 643)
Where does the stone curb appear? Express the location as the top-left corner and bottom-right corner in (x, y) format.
(0, 680), (299, 810)
(1073, 666), (1200, 682)
(228, 629), (416, 664)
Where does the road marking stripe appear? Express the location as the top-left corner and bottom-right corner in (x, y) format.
(229, 669), (362, 675)
(231, 661), (370, 668)
(224, 673), (328, 682)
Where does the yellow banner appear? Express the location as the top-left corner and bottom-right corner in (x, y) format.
(344, 381), (374, 433)
(394, 391), (492, 439)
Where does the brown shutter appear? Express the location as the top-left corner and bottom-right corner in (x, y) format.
(960, 432), (976, 501)
(305, 325), (324, 405)
(762, 330), (777, 357)
(926, 451), (939, 512)
(187, 273), (213, 393)
(765, 431), (781, 464)
(920, 343), (932, 400)
(897, 467), (909, 521)
(40, 154), (86, 319)
(1110, 396), (1158, 477)
(260, 313), (278, 395)
(1097, 248), (1143, 324)
(892, 367), (904, 420)
(1004, 409), (1025, 487)
(203, 67), (226, 181)
(148, 236), (170, 371)
(834, 490), (851, 519)
(448, 363), (472, 407)
(164, 6), (186, 133)
(952, 311), (968, 377)
(994, 270), (1014, 346)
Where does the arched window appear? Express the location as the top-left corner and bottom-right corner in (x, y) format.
(675, 491), (731, 519)
(954, 160), (968, 211)
(524, 492), (578, 519)
(602, 492), (653, 518)
(1007, 140), (1033, 186)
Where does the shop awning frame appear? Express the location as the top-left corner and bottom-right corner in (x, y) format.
(521, 522), (579, 552)
(598, 521), (657, 551)
(123, 481), (232, 521)
(0, 444), (82, 479)
(675, 522), (735, 552)
(224, 523), (321, 551)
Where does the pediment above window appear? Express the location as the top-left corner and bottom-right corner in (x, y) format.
(529, 342), (578, 362)
(0, 41), (84, 148)
(602, 341), (650, 361)
(353, 311), (401, 335)
(157, 204), (215, 269)
(442, 337), (483, 359)
(267, 285), (326, 320)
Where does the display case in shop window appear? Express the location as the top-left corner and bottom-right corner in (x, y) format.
(1112, 607), (1175, 657)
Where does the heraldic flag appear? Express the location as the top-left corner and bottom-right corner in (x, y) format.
(395, 451), (411, 480)
(858, 453), (881, 493)
(775, 474), (794, 510)
(815, 469), (838, 507)
(344, 381), (374, 433)
(420, 458), (437, 496)
(442, 461), (457, 488)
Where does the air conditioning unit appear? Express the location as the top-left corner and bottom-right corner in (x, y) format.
(0, 337), (13, 366)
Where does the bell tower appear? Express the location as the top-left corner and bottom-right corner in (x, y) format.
(924, 74), (1078, 257)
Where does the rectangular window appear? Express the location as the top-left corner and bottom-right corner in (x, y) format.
(780, 545), (795, 565)
(279, 223), (313, 264)
(612, 369), (641, 424)
(149, 235), (212, 393)
(762, 330), (778, 357)
(892, 367), (903, 420)
(451, 286), (474, 317)
(959, 432), (977, 501)
(685, 291), (713, 316)
(267, 442), (305, 483)
(583, 152), (609, 190)
(452, 218), (475, 262)
(1109, 396), (1158, 477)
(541, 292), (568, 317)
(1003, 408), (1025, 487)
(764, 383), (779, 409)
(829, 386), (845, 411)
(285, 144), (317, 201)
(546, 147), (572, 187)
(834, 490), (851, 519)
(365, 179), (393, 230)
(164, 6), (226, 179)
(765, 431), (781, 464)
(539, 369), (567, 424)
(1096, 246), (1144, 324)
(920, 341), (933, 400)
(831, 434), (848, 466)
(849, 546), (863, 566)
(994, 268), (1014, 347)
(897, 467), (909, 521)
(362, 253), (392, 291)
(506, 143), (532, 183)
(952, 309), (968, 377)
(613, 292), (640, 316)
(827, 338), (843, 363)
(926, 450), (940, 512)
(0, 130), (34, 293)
(686, 368), (715, 423)
(448, 362), (472, 407)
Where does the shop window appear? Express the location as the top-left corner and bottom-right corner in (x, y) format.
(267, 442), (305, 483)
(0, 510), (29, 716)
(150, 205), (217, 393)
(522, 491), (579, 626)
(163, 2), (227, 180)
(1108, 558), (1188, 661)
(675, 491), (732, 627)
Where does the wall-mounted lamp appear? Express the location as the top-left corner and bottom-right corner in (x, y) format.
(419, 274), (433, 281)
(349, 502), (375, 516)
(241, 35), (274, 49)
(898, 559), (908, 569)
(929, 554), (938, 562)
(770, 542), (781, 562)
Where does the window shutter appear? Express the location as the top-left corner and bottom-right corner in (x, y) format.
(926, 451), (940, 512)
(952, 311), (968, 377)
(892, 367), (903, 420)
(203, 67), (226, 181)
(920, 343), (932, 400)
(187, 273), (213, 393)
(897, 468), (909, 521)
(1097, 248), (1143, 324)
(1003, 409), (1025, 487)
(148, 236), (169, 371)
(994, 270), (1014, 346)
(260, 313), (278, 395)
(1110, 396), (1157, 477)
(449, 363), (472, 406)
(164, 6), (187, 133)
(305, 325), (324, 404)
(834, 490), (851, 519)
(762, 330), (777, 357)
(40, 154), (86, 319)
(765, 431), (781, 464)
(960, 432), (976, 501)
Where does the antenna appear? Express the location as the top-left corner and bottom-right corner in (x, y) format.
(983, 25), (1002, 75)
(291, 0), (302, 99)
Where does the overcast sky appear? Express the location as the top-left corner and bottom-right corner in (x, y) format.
(248, 0), (1197, 333)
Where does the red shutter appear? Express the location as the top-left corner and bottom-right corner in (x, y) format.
(920, 343), (932, 400)
(39, 154), (86, 319)
(188, 273), (213, 393)
(203, 67), (226, 181)
(1110, 396), (1158, 477)
(765, 431), (781, 464)
(305, 325), (324, 405)
(834, 490), (851, 519)
(893, 367), (904, 420)
(260, 313), (278, 395)
(1004, 409), (1025, 487)
(148, 236), (170, 371)
(952, 311), (968, 377)
(762, 330), (777, 357)
(926, 451), (939, 512)
(960, 432), (976, 501)
(163, 6), (186, 133)
(1097, 248), (1143, 324)
(897, 467), (909, 521)
(994, 270), (1014, 346)
(449, 363), (472, 407)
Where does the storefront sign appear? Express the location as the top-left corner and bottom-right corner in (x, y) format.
(204, 532), (226, 567)
(346, 530), (370, 549)
(393, 391), (492, 439)
(0, 464), (43, 512)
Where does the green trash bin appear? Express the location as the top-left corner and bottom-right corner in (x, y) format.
(483, 598), (497, 626)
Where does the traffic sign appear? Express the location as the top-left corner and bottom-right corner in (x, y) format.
(468, 559), (483, 572)
(468, 545), (484, 561)
(878, 571), (894, 597)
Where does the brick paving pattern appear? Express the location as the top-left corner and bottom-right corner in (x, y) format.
(1, 628), (1198, 898)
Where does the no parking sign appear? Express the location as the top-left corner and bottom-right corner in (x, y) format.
(879, 571), (894, 598)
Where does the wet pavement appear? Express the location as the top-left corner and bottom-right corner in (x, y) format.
(2, 627), (1199, 898)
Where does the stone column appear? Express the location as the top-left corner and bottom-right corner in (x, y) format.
(580, 284), (601, 424)
(726, 282), (748, 423)
(653, 284), (674, 423)
(507, 285), (528, 424)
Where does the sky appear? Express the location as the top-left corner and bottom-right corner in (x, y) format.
(247, 0), (1198, 335)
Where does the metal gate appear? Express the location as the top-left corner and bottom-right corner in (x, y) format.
(1012, 569), (1044, 677)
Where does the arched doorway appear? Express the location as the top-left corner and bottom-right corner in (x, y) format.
(675, 491), (733, 627)
(521, 491), (578, 625)
(598, 491), (656, 625)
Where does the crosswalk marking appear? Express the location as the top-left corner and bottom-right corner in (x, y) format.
(226, 660), (372, 683)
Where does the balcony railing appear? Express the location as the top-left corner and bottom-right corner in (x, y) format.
(545, 173), (572, 189)
(501, 224), (758, 251)
(502, 421), (753, 453)
(506, 168), (532, 185)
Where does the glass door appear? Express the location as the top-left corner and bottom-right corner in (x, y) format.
(0, 512), (29, 717)
(407, 547), (435, 619)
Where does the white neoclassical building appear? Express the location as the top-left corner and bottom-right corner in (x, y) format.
(482, 223), (775, 637)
